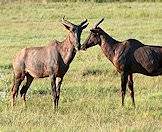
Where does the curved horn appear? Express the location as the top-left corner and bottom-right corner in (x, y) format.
(80, 19), (88, 26)
(62, 16), (75, 27)
(94, 18), (104, 28)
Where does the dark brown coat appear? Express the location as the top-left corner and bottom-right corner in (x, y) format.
(81, 18), (162, 106)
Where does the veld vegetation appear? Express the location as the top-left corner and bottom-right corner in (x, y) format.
(1, 0), (162, 3)
(0, 2), (162, 131)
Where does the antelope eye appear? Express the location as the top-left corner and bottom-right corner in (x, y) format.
(91, 32), (95, 35)
(93, 33), (99, 36)
(72, 27), (76, 31)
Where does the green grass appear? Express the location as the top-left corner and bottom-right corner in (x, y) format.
(0, 2), (162, 131)
(1, 0), (162, 3)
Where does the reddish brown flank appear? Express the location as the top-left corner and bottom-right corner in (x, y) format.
(12, 17), (88, 109)
(81, 18), (162, 107)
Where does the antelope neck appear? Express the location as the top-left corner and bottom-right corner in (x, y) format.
(60, 33), (76, 65)
(100, 33), (119, 62)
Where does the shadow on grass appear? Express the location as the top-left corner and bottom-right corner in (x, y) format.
(82, 68), (119, 77)
(32, 89), (49, 95)
(0, 64), (12, 70)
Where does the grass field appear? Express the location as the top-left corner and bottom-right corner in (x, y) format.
(0, 2), (162, 131)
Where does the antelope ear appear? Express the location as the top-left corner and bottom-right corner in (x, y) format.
(90, 29), (98, 33)
(62, 23), (72, 31)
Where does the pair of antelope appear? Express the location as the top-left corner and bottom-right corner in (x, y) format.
(12, 17), (162, 109)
